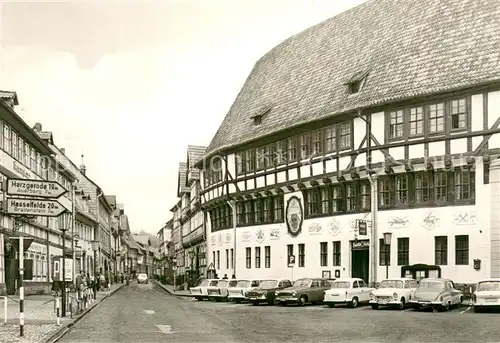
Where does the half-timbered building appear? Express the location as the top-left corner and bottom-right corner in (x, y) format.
(199, 0), (500, 284)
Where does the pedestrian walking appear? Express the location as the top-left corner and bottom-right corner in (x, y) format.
(121, 273), (124, 284)
(100, 274), (106, 291)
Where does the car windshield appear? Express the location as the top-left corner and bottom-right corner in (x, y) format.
(260, 280), (278, 289)
(293, 279), (311, 287)
(217, 280), (228, 288)
(236, 280), (250, 288)
(380, 280), (404, 289)
(477, 281), (500, 291)
(331, 281), (350, 288)
(199, 280), (210, 287)
(419, 281), (444, 290)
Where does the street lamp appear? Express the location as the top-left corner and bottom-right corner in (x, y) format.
(172, 257), (177, 292)
(59, 213), (71, 317)
(383, 232), (392, 279)
(91, 239), (99, 299)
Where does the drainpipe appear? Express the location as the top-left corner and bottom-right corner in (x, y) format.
(226, 200), (236, 278)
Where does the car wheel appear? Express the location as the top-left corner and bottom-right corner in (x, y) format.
(444, 302), (451, 311)
(298, 295), (307, 306)
(251, 301), (258, 306)
(350, 297), (359, 308)
(398, 298), (405, 310)
(235, 299), (242, 304)
(473, 306), (482, 313)
(327, 303), (335, 308)
(267, 299), (276, 305)
(280, 302), (288, 307)
(371, 304), (379, 310)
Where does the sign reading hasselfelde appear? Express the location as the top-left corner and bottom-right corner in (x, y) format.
(286, 196), (303, 237)
(4, 198), (66, 217)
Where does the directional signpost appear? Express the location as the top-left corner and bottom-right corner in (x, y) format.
(2, 178), (68, 337)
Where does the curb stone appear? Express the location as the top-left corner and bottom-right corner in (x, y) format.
(154, 281), (192, 297)
(43, 284), (125, 343)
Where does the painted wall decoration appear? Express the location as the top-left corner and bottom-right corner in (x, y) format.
(241, 231), (251, 242)
(270, 228), (280, 240)
(308, 223), (322, 235)
(421, 212), (440, 230)
(388, 216), (410, 229)
(452, 212), (476, 225)
(211, 236), (216, 246)
(328, 218), (341, 236)
(348, 217), (371, 232)
(286, 196), (303, 237)
(225, 233), (232, 244)
(256, 228), (265, 243)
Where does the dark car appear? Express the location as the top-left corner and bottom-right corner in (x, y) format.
(275, 278), (331, 306)
(246, 279), (293, 305)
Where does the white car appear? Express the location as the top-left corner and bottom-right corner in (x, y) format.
(190, 279), (219, 301)
(324, 278), (374, 308)
(137, 273), (148, 284)
(207, 279), (238, 301)
(369, 278), (418, 310)
(472, 279), (500, 312)
(228, 279), (260, 303)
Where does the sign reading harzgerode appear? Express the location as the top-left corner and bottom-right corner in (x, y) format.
(6, 179), (67, 198)
(5, 198), (66, 217)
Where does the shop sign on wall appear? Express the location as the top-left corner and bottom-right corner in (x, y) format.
(270, 228), (280, 240)
(452, 212), (476, 225)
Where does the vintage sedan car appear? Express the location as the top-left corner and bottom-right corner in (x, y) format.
(228, 279), (261, 303)
(275, 278), (331, 306)
(207, 279), (239, 301)
(246, 279), (293, 305)
(190, 279), (219, 301)
(472, 279), (500, 312)
(369, 278), (418, 310)
(324, 278), (374, 308)
(408, 278), (463, 311)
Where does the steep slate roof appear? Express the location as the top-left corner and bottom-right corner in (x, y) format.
(177, 162), (189, 196)
(206, 0), (500, 156)
(187, 145), (207, 167)
(0, 90), (19, 105)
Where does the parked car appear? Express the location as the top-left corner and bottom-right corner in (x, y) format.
(208, 279), (238, 301)
(275, 278), (331, 306)
(472, 279), (500, 312)
(246, 279), (293, 305)
(324, 278), (374, 308)
(369, 278), (418, 310)
(408, 278), (463, 311)
(137, 273), (148, 284)
(190, 279), (219, 301)
(228, 279), (261, 303)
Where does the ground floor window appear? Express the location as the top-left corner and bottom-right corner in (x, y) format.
(298, 244), (305, 267)
(245, 248), (251, 269)
(397, 238), (409, 266)
(435, 236), (448, 265)
(264, 246), (271, 268)
(332, 241), (341, 266)
(320, 242), (327, 266)
(255, 247), (261, 268)
(455, 235), (469, 265)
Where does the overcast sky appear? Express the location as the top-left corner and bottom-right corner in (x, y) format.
(0, 0), (367, 234)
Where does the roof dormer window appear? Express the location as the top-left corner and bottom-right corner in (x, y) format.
(250, 104), (272, 126)
(346, 70), (370, 95)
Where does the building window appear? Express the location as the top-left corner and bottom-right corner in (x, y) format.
(298, 243), (305, 267)
(429, 103), (445, 133)
(230, 248), (234, 269)
(244, 201), (253, 224)
(287, 138), (297, 161)
(435, 236), (448, 265)
(321, 187), (330, 214)
(226, 249), (229, 269)
(434, 171), (448, 202)
(253, 200), (262, 224)
(378, 178), (392, 207)
(450, 98), (467, 130)
(325, 125), (336, 153)
(332, 241), (341, 266)
(332, 186), (343, 212)
(273, 196), (284, 222)
(306, 188), (320, 216)
(455, 170), (474, 201)
(346, 184), (357, 211)
(245, 150), (255, 172)
(255, 247), (261, 268)
(265, 144), (276, 168)
(256, 146), (266, 170)
(24, 142), (30, 167)
(11, 131), (18, 159)
(236, 152), (245, 175)
(30, 147), (36, 172)
(379, 239), (390, 266)
(388, 110), (404, 139)
(299, 134), (310, 160)
(3, 124), (11, 154)
(320, 242), (327, 267)
(263, 198), (273, 223)
(397, 238), (409, 266)
(236, 203), (245, 225)
(339, 122), (351, 150)
(415, 172), (432, 203)
(18, 137), (24, 164)
(287, 244), (293, 266)
(245, 247), (251, 269)
(409, 107), (424, 136)
(217, 250), (220, 270)
(360, 182), (371, 210)
(395, 175), (408, 204)
(276, 140), (287, 165)
(311, 130), (323, 155)
(455, 235), (469, 265)
(264, 246), (271, 268)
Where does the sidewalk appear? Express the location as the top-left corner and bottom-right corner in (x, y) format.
(0, 283), (124, 343)
(155, 281), (192, 297)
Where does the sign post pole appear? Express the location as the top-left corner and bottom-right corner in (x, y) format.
(18, 221), (24, 337)
(288, 255), (296, 282)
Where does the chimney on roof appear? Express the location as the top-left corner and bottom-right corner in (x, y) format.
(80, 154), (86, 175)
(60, 148), (65, 155)
(33, 123), (42, 132)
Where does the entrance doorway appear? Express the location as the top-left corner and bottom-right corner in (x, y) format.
(351, 240), (369, 284)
